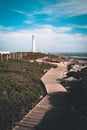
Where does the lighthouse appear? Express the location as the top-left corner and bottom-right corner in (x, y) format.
(32, 35), (36, 52)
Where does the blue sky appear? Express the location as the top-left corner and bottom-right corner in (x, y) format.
(0, 0), (87, 52)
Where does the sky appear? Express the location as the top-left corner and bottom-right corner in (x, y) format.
(0, 0), (87, 53)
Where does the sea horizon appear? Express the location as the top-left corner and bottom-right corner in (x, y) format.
(54, 52), (87, 58)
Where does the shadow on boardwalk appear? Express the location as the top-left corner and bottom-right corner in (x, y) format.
(34, 91), (69, 130)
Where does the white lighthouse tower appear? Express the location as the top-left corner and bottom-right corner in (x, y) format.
(32, 35), (36, 52)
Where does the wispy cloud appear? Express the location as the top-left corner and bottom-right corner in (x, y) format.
(10, 9), (32, 17)
(63, 0), (87, 17)
(71, 24), (87, 29)
(12, 9), (27, 15)
(37, 0), (87, 18)
(0, 25), (14, 31)
(9, 0), (87, 26)
(24, 20), (33, 24)
(37, 0), (51, 5)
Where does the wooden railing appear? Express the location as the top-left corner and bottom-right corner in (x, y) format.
(0, 52), (28, 62)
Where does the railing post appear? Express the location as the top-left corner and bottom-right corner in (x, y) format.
(0, 53), (3, 62)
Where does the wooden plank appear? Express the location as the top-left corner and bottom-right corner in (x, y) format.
(16, 123), (34, 129)
(13, 126), (30, 130)
(20, 120), (39, 125)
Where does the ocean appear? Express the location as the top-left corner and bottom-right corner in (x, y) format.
(56, 52), (87, 59)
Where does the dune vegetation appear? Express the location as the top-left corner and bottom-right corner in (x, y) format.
(0, 59), (56, 130)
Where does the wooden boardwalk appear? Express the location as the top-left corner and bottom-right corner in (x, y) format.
(13, 62), (69, 130)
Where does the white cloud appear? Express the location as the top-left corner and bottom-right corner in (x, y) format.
(0, 25), (87, 52)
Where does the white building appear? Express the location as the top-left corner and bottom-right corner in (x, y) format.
(32, 35), (36, 52)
